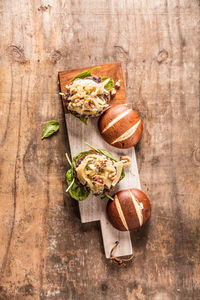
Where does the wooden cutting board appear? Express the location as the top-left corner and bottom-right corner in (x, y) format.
(58, 63), (141, 258)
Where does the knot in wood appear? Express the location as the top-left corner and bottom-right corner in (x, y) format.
(50, 50), (62, 64)
(38, 4), (51, 12)
(7, 45), (28, 64)
(157, 49), (168, 64)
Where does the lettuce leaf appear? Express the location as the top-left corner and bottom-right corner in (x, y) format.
(71, 66), (100, 82)
(102, 76), (114, 91)
(66, 169), (89, 201)
(65, 151), (91, 201)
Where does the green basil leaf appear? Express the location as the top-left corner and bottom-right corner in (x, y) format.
(102, 76), (114, 91)
(42, 120), (59, 140)
(75, 116), (88, 125)
(65, 151), (91, 201)
(66, 169), (89, 201)
(71, 66), (100, 82)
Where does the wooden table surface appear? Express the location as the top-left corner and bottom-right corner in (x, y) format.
(0, 1), (199, 299)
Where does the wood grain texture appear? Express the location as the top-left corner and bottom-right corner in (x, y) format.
(0, 0), (199, 299)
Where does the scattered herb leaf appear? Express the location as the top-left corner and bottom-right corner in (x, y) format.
(65, 151), (91, 201)
(66, 169), (89, 201)
(59, 92), (65, 96)
(75, 115), (88, 125)
(102, 76), (114, 91)
(42, 120), (59, 140)
(71, 66), (100, 82)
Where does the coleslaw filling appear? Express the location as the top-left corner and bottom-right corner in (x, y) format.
(75, 153), (123, 194)
(66, 78), (110, 115)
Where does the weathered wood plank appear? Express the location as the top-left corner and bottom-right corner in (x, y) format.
(0, 0), (199, 299)
(64, 112), (141, 258)
(59, 62), (141, 258)
(64, 114), (135, 258)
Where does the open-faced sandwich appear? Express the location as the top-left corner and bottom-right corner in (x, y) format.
(65, 143), (130, 201)
(60, 67), (115, 123)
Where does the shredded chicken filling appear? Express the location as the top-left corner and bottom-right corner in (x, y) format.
(66, 79), (110, 115)
(75, 153), (123, 193)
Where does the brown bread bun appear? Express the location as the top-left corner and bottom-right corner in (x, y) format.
(106, 188), (151, 231)
(98, 104), (143, 149)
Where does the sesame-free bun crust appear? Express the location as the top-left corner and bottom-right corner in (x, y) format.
(98, 104), (143, 149)
(106, 188), (151, 231)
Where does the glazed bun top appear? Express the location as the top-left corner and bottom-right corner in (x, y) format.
(107, 188), (151, 231)
(98, 104), (143, 149)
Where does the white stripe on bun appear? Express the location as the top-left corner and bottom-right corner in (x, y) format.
(111, 120), (141, 145)
(98, 104), (143, 149)
(128, 189), (143, 226)
(102, 108), (132, 133)
(114, 195), (129, 230)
